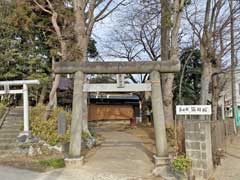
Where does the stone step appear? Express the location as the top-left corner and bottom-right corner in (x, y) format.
(2, 124), (22, 129)
(0, 129), (21, 133)
(0, 149), (15, 154)
(5, 116), (23, 121)
(0, 138), (16, 143)
(9, 107), (23, 111)
(8, 114), (23, 116)
(4, 121), (22, 125)
(4, 119), (22, 122)
(3, 121), (22, 126)
(3, 123), (22, 127)
(9, 110), (23, 112)
(6, 114), (23, 116)
(0, 133), (19, 138)
(0, 107), (25, 151)
(11, 112), (23, 114)
(0, 126), (21, 131)
(3, 121), (23, 127)
(11, 106), (23, 109)
(0, 143), (15, 150)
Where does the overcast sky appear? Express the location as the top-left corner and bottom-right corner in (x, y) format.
(92, 1), (239, 67)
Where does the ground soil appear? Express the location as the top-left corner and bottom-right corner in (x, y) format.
(94, 123), (157, 155)
(0, 123), (160, 180)
(0, 132), (104, 172)
(0, 123), (155, 172)
(213, 135), (240, 180)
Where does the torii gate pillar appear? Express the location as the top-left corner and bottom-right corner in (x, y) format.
(151, 71), (170, 176)
(69, 71), (84, 157)
(23, 84), (29, 133)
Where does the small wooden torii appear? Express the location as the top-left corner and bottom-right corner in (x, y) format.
(0, 80), (40, 135)
(54, 60), (180, 169)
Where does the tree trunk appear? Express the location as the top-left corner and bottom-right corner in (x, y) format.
(200, 0), (212, 105)
(44, 74), (61, 119)
(160, 0), (182, 127)
(212, 74), (219, 121)
(162, 74), (174, 126)
(73, 0), (92, 135)
(38, 84), (47, 104)
(160, 0), (170, 62)
(160, 0), (172, 126)
(44, 10), (67, 120)
(200, 61), (212, 105)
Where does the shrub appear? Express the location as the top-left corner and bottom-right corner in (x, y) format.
(30, 104), (71, 146)
(82, 131), (89, 140)
(39, 158), (65, 168)
(166, 126), (177, 153)
(166, 124), (186, 154)
(0, 103), (7, 117)
(172, 155), (191, 173)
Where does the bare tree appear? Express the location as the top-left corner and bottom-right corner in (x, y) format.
(185, 0), (240, 120)
(104, 1), (160, 83)
(160, 0), (185, 126)
(104, 0), (185, 126)
(33, 0), (69, 119)
(34, 0), (128, 137)
(72, 0), (128, 137)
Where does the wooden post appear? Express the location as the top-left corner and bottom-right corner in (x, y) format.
(150, 71), (169, 164)
(69, 71), (84, 158)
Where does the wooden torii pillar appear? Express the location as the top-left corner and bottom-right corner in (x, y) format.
(54, 61), (180, 170)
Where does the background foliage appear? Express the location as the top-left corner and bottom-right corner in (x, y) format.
(174, 47), (201, 105)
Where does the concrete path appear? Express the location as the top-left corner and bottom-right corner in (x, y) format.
(0, 130), (157, 180)
(214, 135), (240, 180)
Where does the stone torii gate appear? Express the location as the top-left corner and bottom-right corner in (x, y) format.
(54, 61), (180, 171)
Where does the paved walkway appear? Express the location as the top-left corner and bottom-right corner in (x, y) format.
(0, 130), (157, 180)
(214, 135), (240, 180)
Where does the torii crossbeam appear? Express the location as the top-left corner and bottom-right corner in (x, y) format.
(54, 60), (180, 74)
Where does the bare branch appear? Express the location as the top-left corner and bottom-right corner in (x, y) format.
(95, 0), (127, 22)
(33, 0), (52, 14)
